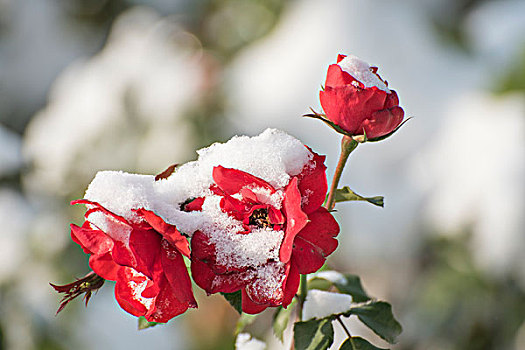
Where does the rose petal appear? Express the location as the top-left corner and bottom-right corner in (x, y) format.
(182, 197), (204, 212)
(135, 208), (190, 257)
(280, 177), (308, 263)
(114, 267), (149, 317)
(72, 199), (129, 225)
(161, 240), (197, 307)
(213, 166), (275, 195)
(241, 288), (269, 314)
(129, 227), (161, 278)
(296, 207), (339, 257)
(320, 85), (388, 135)
(359, 106), (404, 139)
(325, 64), (358, 88)
(111, 240), (137, 268)
(190, 258), (249, 294)
(145, 275), (193, 323)
(282, 262), (300, 307)
(291, 237), (326, 274)
(219, 195), (249, 221)
(296, 150), (327, 214)
(89, 252), (119, 281)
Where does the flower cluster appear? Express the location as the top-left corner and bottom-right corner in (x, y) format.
(54, 54), (405, 332)
(65, 129), (339, 322)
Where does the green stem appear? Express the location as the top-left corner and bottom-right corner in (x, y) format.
(324, 136), (358, 211)
(298, 274), (308, 321)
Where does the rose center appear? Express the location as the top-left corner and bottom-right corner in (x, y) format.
(248, 208), (271, 228)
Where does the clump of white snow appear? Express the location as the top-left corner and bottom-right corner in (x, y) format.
(338, 55), (390, 92)
(235, 333), (266, 350)
(303, 289), (353, 320)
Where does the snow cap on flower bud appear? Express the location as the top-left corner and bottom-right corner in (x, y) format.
(318, 54), (405, 141)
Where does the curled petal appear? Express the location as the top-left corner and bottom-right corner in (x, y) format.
(320, 86), (388, 135)
(268, 206), (285, 225)
(219, 195), (249, 221)
(182, 197), (204, 212)
(296, 150), (328, 214)
(129, 227), (161, 278)
(241, 288), (269, 314)
(296, 208), (339, 256)
(325, 64), (358, 88)
(72, 199), (129, 225)
(114, 267), (150, 318)
(161, 240), (197, 308)
(70, 223), (114, 255)
(89, 253), (119, 281)
(145, 275), (194, 323)
(359, 106), (404, 139)
(291, 237), (326, 274)
(134, 208), (190, 257)
(190, 259), (249, 294)
(213, 166), (275, 195)
(282, 263), (300, 308)
(280, 178), (308, 263)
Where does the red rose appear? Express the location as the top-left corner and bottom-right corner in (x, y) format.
(190, 150), (339, 313)
(70, 199), (196, 323)
(320, 54), (404, 139)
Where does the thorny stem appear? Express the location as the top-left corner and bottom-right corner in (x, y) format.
(336, 316), (357, 349)
(324, 136), (358, 211)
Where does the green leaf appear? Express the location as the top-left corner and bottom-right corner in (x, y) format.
(137, 316), (161, 330)
(235, 313), (258, 335)
(333, 187), (384, 208)
(220, 290), (242, 315)
(340, 337), (388, 350)
(273, 301), (295, 342)
(343, 301), (402, 344)
(294, 318), (334, 350)
(334, 274), (371, 303)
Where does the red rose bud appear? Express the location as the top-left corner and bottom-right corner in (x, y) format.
(319, 54), (404, 140)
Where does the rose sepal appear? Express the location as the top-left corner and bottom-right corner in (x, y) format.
(305, 108), (411, 144)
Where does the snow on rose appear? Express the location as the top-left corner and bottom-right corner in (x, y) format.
(319, 54), (404, 140)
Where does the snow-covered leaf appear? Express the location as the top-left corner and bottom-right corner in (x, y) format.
(343, 301), (402, 344)
(310, 271), (370, 302)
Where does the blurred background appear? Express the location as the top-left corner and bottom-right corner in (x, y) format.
(0, 0), (524, 349)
